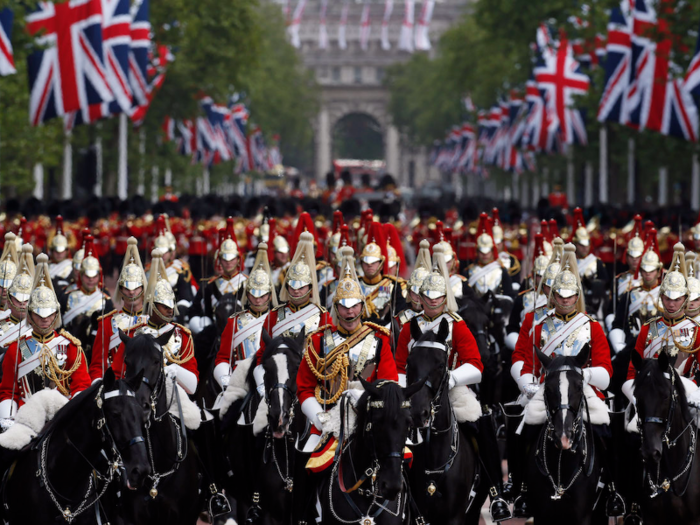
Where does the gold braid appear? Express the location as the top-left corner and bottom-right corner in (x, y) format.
(163, 329), (195, 365)
(40, 345), (85, 397)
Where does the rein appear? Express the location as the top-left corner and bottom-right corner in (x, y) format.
(639, 368), (698, 498)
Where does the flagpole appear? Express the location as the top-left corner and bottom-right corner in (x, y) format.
(137, 127), (145, 196)
(584, 161), (593, 208)
(566, 147), (575, 207)
(118, 113), (128, 200)
(599, 125), (608, 204)
(658, 166), (668, 207)
(692, 152), (700, 212)
(627, 138), (635, 206)
(151, 165), (159, 203)
(63, 129), (72, 199)
(95, 122), (103, 197)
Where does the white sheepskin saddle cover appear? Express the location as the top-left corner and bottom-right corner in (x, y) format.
(0, 389), (68, 451)
(165, 379), (201, 430)
(449, 386), (482, 423)
(524, 384), (610, 426)
(627, 376), (700, 433)
(218, 356), (253, 419)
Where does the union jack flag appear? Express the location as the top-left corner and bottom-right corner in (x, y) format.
(200, 97), (233, 163)
(0, 8), (16, 76)
(26, 0), (114, 126)
(129, 0), (150, 107)
(227, 99), (250, 172)
(597, 1), (633, 124)
(534, 37), (589, 145)
(177, 119), (195, 156)
(130, 44), (172, 126)
(686, 22), (700, 97)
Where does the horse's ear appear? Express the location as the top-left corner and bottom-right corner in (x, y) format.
(574, 343), (591, 370)
(630, 349), (644, 371)
(262, 328), (272, 348)
(103, 367), (116, 389)
(410, 317), (422, 342)
(658, 350), (671, 372)
(403, 375), (427, 399)
(438, 318), (449, 341)
(154, 331), (170, 348)
(126, 368), (144, 392)
(118, 329), (130, 345)
(295, 327), (306, 346)
(359, 377), (381, 399)
(535, 345), (553, 370)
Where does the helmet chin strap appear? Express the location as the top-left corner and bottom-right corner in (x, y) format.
(552, 292), (578, 315)
(250, 299), (270, 313)
(665, 297), (688, 319)
(421, 295), (447, 312)
(289, 287), (312, 304)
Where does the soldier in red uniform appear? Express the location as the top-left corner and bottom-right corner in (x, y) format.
(89, 237), (148, 382)
(0, 254), (91, 429)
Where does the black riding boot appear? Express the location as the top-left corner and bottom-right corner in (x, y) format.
(603, 411), (626, 517)
(469, 411), (512, 522)
(193, 411), (231, 519)
(501, 403), (524, 504)
(512, 422), (542, 518)
(292, 451), (316, 525)
(622, 432), (644, 525)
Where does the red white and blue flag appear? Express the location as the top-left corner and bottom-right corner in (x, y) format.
(0, 8), (16, 76)
(26, 0), (114, 126)
(686, 21), (700, 98)
(129, 0), (151, 107)
(597, 1), (633, 124)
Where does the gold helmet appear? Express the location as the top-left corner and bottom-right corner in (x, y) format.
(273, 234), (290, 254)
(550, 244), (586, 313)
(9, 244), (36, 304)
(475, 213), (496, 255)
(420, 244), (458, 313)
(28, 254), (61, 330)
(332, 246), (366, 326)
(144, 249), (178, 320)
(532, 233), (549, 278)
(660, 243), (688, 300)
(491, 208), (504, 245)
(360, 241), (384, 265)
(639, 228), (662, 273)
(49, 215), (69, 253)
(0, 233), (19, 289)
(387, 243), (400, 271)
(571, 208), (589, 246)
(685, 253), (700, 303)
(627, 235), (644, 259)
(280, 231), (320, 307)
(219, 217), (240, 262)
(243, 242), (278, 310)
(115, 237), (147, 304)
(72, 228), (89, 271)
(409, 240), (432, 295)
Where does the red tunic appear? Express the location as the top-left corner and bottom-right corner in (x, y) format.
(627, 318), (700, 381)
(0, 331), (91, 405)
(512, 311), (536, 367)
(109, 322), (199, 381)
(522, 317), (612, 381)
(89, 310), (147, 381)
(216, 310), (268, 368)
(394, 315), (484, 376)
(253, 304), (333, 365)
(296, 327), (398, 405)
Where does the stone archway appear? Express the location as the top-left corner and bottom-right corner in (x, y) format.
(332, 112), (384, 160)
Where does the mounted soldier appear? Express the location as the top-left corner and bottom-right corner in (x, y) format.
(492, 207), (521, 286)
(0, 254), (90, 430)
(0, 233), (19, 323)
(214, 241), (278, 389)
(62, 235), (113, 362)
(393, 239), (432, 343)
(268, 218), (291, 290)
(111, 249), (199, 395)
(466, 212), (515, 300)
(190, 217), (247, 335)
(395, 243), (511, 521)
(88, 237), (149, 381)
(570, 208), (609, 321)
(47, 215), (72, 291)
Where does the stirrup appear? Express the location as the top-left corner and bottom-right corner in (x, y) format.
(489, 496), (512, 522)
(605, 487), (626, 517)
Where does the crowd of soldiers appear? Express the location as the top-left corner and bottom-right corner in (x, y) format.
(0, 182), (700, 523)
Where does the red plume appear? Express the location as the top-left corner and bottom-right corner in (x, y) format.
(572, 207), (585, 230)
(643, 220), (655, 242)
(476, 212), (498, 258)
(540, 220), (551, 242)
(79, 227), (90, 249)
(492, 207), (501, 226)
(339, 225), (351, 248)
(635, 228), (660, 279)
(289, 212), (319, 258)
(629, 214), (643, 241)
(331, 211), (344, 235)
(548, 219), (560, 239)
(383, 223), (407, 277)
(55, 215), (64, 236)
(156, 215), (167, 237)
(367, 222), (389, 263)
(532, 233), (545, 267)
(435, 220), (445, 242)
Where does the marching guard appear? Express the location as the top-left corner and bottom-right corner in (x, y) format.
(0, 254), (91, 429)
(88, 237), (149, 381)
(395, 244), (512, 522)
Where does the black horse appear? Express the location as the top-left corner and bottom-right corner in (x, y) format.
(2, 370), (150, 525)
(194, 293), (239, 409)
(526, 345), (605, 525)
(225, 329), (306, 525)
(316, 379), (423, 525)
(631, 350), (700, 524)
(405, 318), (485, 525)
(115, 331), (203, 525)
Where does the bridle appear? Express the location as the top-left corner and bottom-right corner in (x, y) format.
(543, 364), (586, 451)
(637, 367), (697, 498)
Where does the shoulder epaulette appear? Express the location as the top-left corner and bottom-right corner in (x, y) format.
(317, 305), (328, 313)
(97, 309), (117, 322)
(59, 329), (81, 347)
(125, 320), (148, 332)
(507, 255), (521, 276)
(316, 261), (329, 270)
(363, 322), (391, 337)
(272, 304), (286, 313)
(616, 271), (630, 279)
(305, 324), (334, 346)
(448, 312), (463, 322)
(518, 288), (533, 297)
(206, 275), (218, 284)
(173, 323), (191, 335)
(644, 316), (661, 326)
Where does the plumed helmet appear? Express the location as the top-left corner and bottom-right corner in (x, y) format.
(80, 235), (100, 278)
(686, 253), (700, 302)
(571, 208), (589, 246)
(9, 244), (36, 303)
(49, 216), (68, 253)
(409, 240), (432, 295)
(491, 208), (504, 244)
(551, 243), (582, 299)
(475, 213), (497, 255)
(660, 243), (688, 300)
(219, 217), (240, 261)
(245, 243), (277, 305)
(532, 233), (549, 277)
(0, 232), (19, 288)
(28, 254), (60, 323)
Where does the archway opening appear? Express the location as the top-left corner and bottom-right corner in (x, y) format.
(332, 113), (384, 160)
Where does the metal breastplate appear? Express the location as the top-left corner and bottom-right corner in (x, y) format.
(50, 261), (73, 280)
(522, 291), (536, 314)
(628, 288), (661, 329)
(414, 314), (455, 363)
(450, 275), (465, 298)
(0, 319), (14, 338)
(112, 311), (147, 333)
(533, 306), (549, 325)
(216, 275), (245, 296)
(19, 336), (70, 397)
(236, 311), (263, 359)
(499, 252), (512, 270)
(66, 290), (105, 318)
(617, 273), (638, 296)
(647, 320), (696, 357)
(360, 280), (393, 312)
(277, 306), (321, 337)
(398, 309), (419, 327)
(578, 255), (598, 280)
(468, 265), (502, 297)
(540, 316), (591, 357)
(327, 331), (379, 380)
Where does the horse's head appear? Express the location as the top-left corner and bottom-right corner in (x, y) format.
(537, 344), (590, 451)
(101, 367), (151, 490)
(261, 328), (304, 438)
(215, 294), (238, 335)
(357, 378), (423, 501)
(121, 330), (171, 420)
(631, 350), (687, 465)
(406, 317), (449, 428)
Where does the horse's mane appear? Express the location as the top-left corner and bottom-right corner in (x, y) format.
(261, 336), (303, 363)
(356, 381), (404, 428)
(635, 359), (691, 417)
(39, 380), (103, 438)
